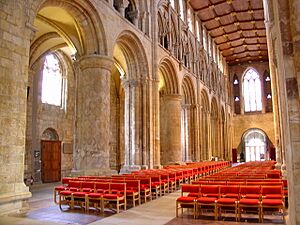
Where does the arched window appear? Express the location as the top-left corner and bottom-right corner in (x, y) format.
(263, 71), (273, 113)
(233, 74), (241, 114)
(170, 0), (175, 9)
(243, 68), (262, 112)
(187, 7), (193, 32)
(244, 130), (266, 162)
(179, 0), (185, 21)
(41, 54), (65, 107)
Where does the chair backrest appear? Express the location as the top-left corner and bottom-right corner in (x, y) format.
(261, 185), (282, 195)
(181, 184), (200, 196)
(95, 182), (110, 192)
(227, 181), (245, 185)
(192, 180), (208, 185)
(69, 181), (81, 188)
(200, 185), (219, 194)
(220, 185), (240, 194)
(81, 181), (95, 190)
(240, 185), (260, 195)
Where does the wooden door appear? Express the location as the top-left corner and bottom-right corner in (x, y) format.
(232, 148), (237, 163)
(41, 140), (61, 183)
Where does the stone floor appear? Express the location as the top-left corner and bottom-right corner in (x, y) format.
(0, 182), (286, 225)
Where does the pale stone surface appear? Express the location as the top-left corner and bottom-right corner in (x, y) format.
(0, 1), (299, 223)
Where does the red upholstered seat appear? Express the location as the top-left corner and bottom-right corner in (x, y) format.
(197, 197), (217, 203)
(88, 193), (102, 198)
(265, 194), (283, 199)
(72, 191), (87, 197)
(177, 196), (196, 202)
(216, 198), (237, 204)
(239, 198), (260, 205)
(244, 194), (261, 199)
(55, 186), (66, 191)
(103, 193), (123, 199)
(262, 199), (283, 206)
(60, 190), (72, 195)
(225, 193), (239, 198)
(188, 193), (199, 197)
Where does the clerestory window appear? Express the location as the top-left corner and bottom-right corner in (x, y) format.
(243, 68), (262, 112)
(41, 54), (66, 107)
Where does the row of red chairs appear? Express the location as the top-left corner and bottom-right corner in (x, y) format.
(176, 161), (285, 222)
(55, 161), (231, 214)
(176, 184), (285, 222)
(59, 181), (127, 213)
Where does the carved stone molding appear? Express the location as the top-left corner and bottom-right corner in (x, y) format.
(78, 55), (114, 71)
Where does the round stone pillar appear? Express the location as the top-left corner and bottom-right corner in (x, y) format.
(160, 94), (182, 164)
(72, 55), (115, 176)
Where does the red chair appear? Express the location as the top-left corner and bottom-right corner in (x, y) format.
(261, 198), (284, 223)
(125, 180), (140, 207)
(216, 197), (238, 221)
(261, 185), (283, 200)
(176, 184), (200, 218)
(137, 177), (151, 203)
(200, 185), (220, 198)
(58, 181), (81, 211)
(219, 185), (240, 199)
(240, 185), (261, 199)
(238, 198), (261, 222)
(86, 182), (110, 214)
(102, 183), (127, 213)
(71, 182), (95, 211)
(54, 177), (72, 204)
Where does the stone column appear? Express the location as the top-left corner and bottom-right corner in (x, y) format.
(153, 79), (161, 168)
(194, 104), (200, 161)
(120, 79), (141, 172)
(141, 79), (149, 169)
(0, 2), (33, 214)
(118, 0), (130, 17)
(207, 111), (212, 159)
(160, 94), (182, 164)
(72, 55), (115, 176)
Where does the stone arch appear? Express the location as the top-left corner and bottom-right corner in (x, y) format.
(210, 97), (219, 159)
(41, 127), (59, 140)
(115, 30), (149, 79)
(200, 89), (209, 160)
(111, 30), (149, 172)
(181, 75), (196, 104)
(220, 106), (226, 160)
(158, 57), (179, 95)
(240, 128), (273, 162)
(159, 58), (181, 165)
(181, 75), (196, 162)
(30, 0), (107, 57)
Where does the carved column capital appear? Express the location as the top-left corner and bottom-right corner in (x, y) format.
(78, 55), (114, 72)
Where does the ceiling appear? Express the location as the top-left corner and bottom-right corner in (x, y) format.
(30, 7), (79, 66)
(189, 0), (268, 65)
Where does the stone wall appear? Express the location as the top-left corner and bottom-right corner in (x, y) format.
(25, 54), (75, 182)
(232, 113), (275, 149)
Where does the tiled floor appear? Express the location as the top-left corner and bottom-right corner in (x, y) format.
(0, 183), (286, 225)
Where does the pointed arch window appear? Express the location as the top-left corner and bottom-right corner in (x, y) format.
(179, 0), (185, 21)
(170, 0), (175, 8)
(41, 54), (66, 107)
(263, 71), (273, 113)
(233, 74), (241, 114)
(243, 68), (262, 112)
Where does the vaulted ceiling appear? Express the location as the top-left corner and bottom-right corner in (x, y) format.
(189, 0), (268, 65)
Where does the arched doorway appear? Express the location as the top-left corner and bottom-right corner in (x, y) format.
(243, 129), (267, 162)
(41, 128), (61, 183)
